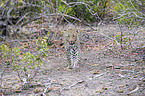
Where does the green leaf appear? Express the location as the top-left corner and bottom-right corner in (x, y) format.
(28, 78), (32, 81)
(42, 52), (46, 58)
(36, 58), (41, 61)
(2, 54), (7, 58)
(40, 59), (43, 66)
(24, 66), (27, 72)
(36, 58), (43, 66)
(29, 63), (34, 69)
(25, 73), (28, 78)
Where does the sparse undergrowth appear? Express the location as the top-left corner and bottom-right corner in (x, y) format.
(0, 37), (49, 93)
(0, 24), (144, 96)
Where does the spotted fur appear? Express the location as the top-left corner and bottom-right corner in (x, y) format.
(63, 24), (80, 69)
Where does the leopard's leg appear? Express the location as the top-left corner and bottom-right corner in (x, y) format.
(73, 49), (80, 68)
(66, 51), (74, 69)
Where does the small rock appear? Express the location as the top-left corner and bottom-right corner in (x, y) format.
(133, 75), (138, 78)
(119, 85), (124, 87)
(117, 89), (124, 93)
(15, 90), (22, 93)
(34, 88), (41, 93)
(95, 90), (100, 93)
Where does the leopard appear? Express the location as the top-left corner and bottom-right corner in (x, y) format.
(63, 24), (80, 69)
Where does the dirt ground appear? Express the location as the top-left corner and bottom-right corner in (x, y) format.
(0, 24), (145, 96)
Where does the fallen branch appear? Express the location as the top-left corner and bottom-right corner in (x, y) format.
(60, 80), (84, 93)
(41, 79), (53, 96)
(129, 86), (139, 94)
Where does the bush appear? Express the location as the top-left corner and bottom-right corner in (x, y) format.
(111, 0), (145, 49)
(0, 37), (49, 89)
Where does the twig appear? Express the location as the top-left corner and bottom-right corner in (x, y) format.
(16, 12), (31, 25)
(41, 79), (56, 96)
(118, 73), (125, 78)
(93, 73), (104, 78)
(130, 0), (145, 16)
(94, 30), (120, 45)
(60, 80), (84, 93)
(129, 86), (139, 94)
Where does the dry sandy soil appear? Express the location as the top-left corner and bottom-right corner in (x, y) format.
(0, 24), (145, 96)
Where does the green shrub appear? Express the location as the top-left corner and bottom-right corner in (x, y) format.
(111, 0), (144, 49)
(0, 37), (48, 87)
